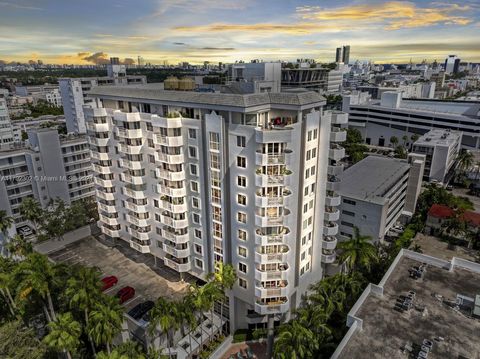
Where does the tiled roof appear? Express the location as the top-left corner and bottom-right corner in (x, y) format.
(428, 204), (480, 227)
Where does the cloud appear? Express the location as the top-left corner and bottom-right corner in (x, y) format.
(173, 42), (187, 45)
(296, 1), (472, 30)
(81, 52), (110, 64)
(123, 58), (136, 65)
(201, 47), (235, 51)
(0, 1), (42, 10)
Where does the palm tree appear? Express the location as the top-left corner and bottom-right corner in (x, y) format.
(389, 136), (398, 148)
(44, 312), (82, 359)
(96, 350), (129, 359)
(273, 320), (318, 359)
(88, 296), (124, 354)
(7, 234), (33, 258)
(0, 271), (16, 317)
(337, 227), (378, 272)
(148, 297), (180, 358)
(0, 210), (14, 256)
(176, 294), (198, 355)
(116, 339), (146, 359)
(456, 149), (474, 181)
(15, 253), (58, 322)
(19, 197), (43, 236)
(208, 262), (236, 335)
(66, 266), (102, 354)
(402, 135), (409, 147)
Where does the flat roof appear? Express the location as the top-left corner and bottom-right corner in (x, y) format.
(337, 254), (480, 359)
(414, 129), (462, 147)
(88, 86), (325, 109)
(339, 156), (410, 204)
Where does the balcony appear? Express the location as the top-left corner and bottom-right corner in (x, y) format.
(99, 214), (119, 226)
(98, 203), (116, 213)
(329, 111), (348, 125)
(96, 189), (115, 201)
(126, 214), (149, 227)
(327, 163), (344, 176)
(155, 152), (184, 164)
(119, 158), (143, 170)
(102, 227), (120, 238)
(154, 134), (183, 147)
(322, 236), (338, 250)
(255, 284), (289, 298)
(155, 168), (185, 181)
(89, 137), (109, 147)
(153, 115), (182, 129)
(121, 173), (145, 185)
(321, 249), (337, 264)
(254, 266), (288, 281)
(323, 222), (339, 236)
(255, 193), (284, 207)
(255, 152), (286, 166)
(157, 184), (187, 197)
(92, 164), (112, 175)
(130, 241), (150, 254)
(330, 128), (347, 142)
(255, 127), (292, 143)
(329, 145), (345, 161)
(164, 258), (191, 272)
(325, 192), (341, 207)
(255, 173), (284, 187)
(94, 177), (114, 188)
(161, 230), (190, 244)
(255, 231), (286, 246)
(160, 214), (188, 229)
(255, 249), (289, 263)
(123, 187), (146, 199)
(86, 122), (109, 133)
(128, 227), (150, 240)
(90, 151), (110, 161)
(159, 199), (188, 213)
(124, 201), (148, 213)
(326, 177), (341, 191)
(116, 127), (143, 139)
(118, 143), (142, 155)
(162, 243), (190, 258)
(324, 208), (340, 221)
(254, 299), (289, 315)
(255, 214), (284, 227)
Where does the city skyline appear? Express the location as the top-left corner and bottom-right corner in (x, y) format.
(1, 0), (480, 65)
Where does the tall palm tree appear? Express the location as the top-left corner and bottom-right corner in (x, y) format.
(66, 266), (102, 354)
(15, 253), (58, 322)
(44, 312), (82, 359)
(337, 227), (378, 272)
(273, 320), (318, 359)
(456, 149), (474, 180)
(180, 296), (198, 356)
(202, 282), (223, 341)
(0, 257), (18, 317)
(402, 135), (409, 147)
(88, 296), (124, 354)
(0, 210), (14, 256)
(208, 262), (236, 335)
(7, 234), (33, 258)
(148, 297), (180, 358)
(19, 197), (43, 236)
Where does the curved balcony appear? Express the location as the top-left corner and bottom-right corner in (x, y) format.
(159, 199), (188, 213)
(128, 227), (150, 240)
(92, 164), (112, 175)
(163, 243), (190, 258)
(123, 187), (146, 199)
(124, 201), (148, 213)
(94, 177), (114, 188)
(90, 151), (110, 161)
(330, 111), (348, 125)
(98, 203), (116, 213)
(119, 158), (143, 170)
(330, 128), (347, 142)
(255, 194), (284, 207)
(255, 152), (286, 166)
(154, 134), (183, 147)
(121, 173), (145, 185)
(255, 173), (284, 187)
(154, 115), (183, 129)
(322, 236), (338, 250)
(255, 283), (289, 298)
(160, 214), (188, 229)
(255, 127), (293, 143)
(161, 230), (190, 244)
(113, 111), (141, 123)
(255, 230), (287, 246)
(130, 241), (150, 254)
(96, 189), (115, 201)
(99, 214), (119, 226)
(327, 163), (344, 176)
(164, 257), (191, 272)
(254, 298), (289, 315)
(102, 227), (120, 238)
(118, 143), (142, 155)
(254, 266), (289, 281)
(326, 177), (341, 191)
(324, 208), (340, 221)
(255, 214), (284, 227)
(156, 168), (185, 181)
(157, 184), (187, 197)
(325, 192), (341, 207)
(155, 152), (184, 164)
(116, 127), (143, 139)
(86, 121), (109, 133)
(323, 222), (339, 236)
(329, 145), (345, 161)
(89, 137), (109, 147)
(126, 214), (149, 227)
(255, 250), (289, 263)
(321, 249), (337, 264)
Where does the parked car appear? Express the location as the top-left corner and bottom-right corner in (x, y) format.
(101, 276), (118, 291)
(116, 286), (135, 304)
(18, 226), (33, 238)
(127, 300), (154, 320)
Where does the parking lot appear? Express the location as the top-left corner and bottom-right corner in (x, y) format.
(48, 237), (189, 312)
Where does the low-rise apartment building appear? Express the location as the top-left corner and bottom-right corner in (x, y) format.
(15, 84), (63, 107)
(84, 85), (348, 330)
(0, 93), (14, 146)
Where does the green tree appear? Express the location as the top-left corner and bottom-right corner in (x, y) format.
(88, 296), (124, 354)
(44, 312), (82, 359)
(66, 266), (102, 354)
(0, 258), (17, 317)
(274, 320), (318, 359)
(0, 210), (14, 256)
(116, 339), (146, 358)
(19, 197), (44, 235)
(389, 136), (399, 147)
(97, 349), (130, 359)
(208, 262), (236, 335)
(457, 149), (474, 175)
(0, 320), (47, 359)
(148, 297), (180, 357)
(7, 234), (33, 258)
(402, 135), (409, 146)
(337, 227), (378, 272)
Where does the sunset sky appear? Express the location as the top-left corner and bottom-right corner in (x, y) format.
(1, 0), (479, 65)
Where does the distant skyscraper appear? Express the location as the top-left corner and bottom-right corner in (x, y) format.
(444, 55), (460, 74)
(335, 45), (350, 64)
(335, 47), (343, 63)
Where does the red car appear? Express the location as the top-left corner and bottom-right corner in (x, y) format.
(116, 286), (135, 304)
(101, 276), (118, 291)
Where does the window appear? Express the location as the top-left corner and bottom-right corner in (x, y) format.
(191, 181), (199, 192)
(307, 130), (312, 141)
(238, 278), (247, 289)
(192, 213), (200, 224)
(313, 129), (318, 139)
(238, 229), (247, 241)
(341, 221), (354, 228)
(311, 165), (316, 176)
(192, 197), (200, 208)
(188, 146), (197, 158)
(188, 128), (197, 139)
(343, 199), (356, 205)
(194, 229), (202, 238)
(306, 150), (311, 161)
(195, 259), (203, 269)
(194, 244), (202, 254)
(237, 212), (247, 223)
(342, 210), (355, 217)
(238, 263), (247, 273)
(238, 247), (247, 257)
(237, 136), (246, 147)
(190, 164), (198, 176)
(148, 139), (154, 148)
(237, 194), (246, 205)
(237, 176), (246, 187)
(303, 204), (308, 213)
(237, 156), (246, 168)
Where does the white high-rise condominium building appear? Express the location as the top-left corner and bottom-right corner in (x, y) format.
(60, 59), (146, 134)
(85, 85), (348, 330)
(0, 96), (14, 147)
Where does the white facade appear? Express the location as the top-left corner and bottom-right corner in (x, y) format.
(15, 85), (62, 107)
(412, 129), (462, 183)
(227, 62), (282, 93)
(0, 97), (14, 146)
(85, 87), (348, 330)
(60, 73), (146, 134)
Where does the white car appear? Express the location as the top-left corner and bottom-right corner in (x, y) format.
(18, 226), (33, 237)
